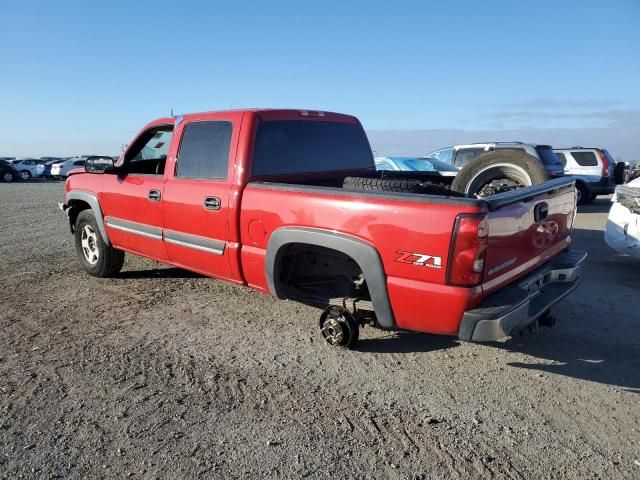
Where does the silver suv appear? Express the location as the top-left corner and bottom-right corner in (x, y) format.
(553, 147), (616, 204)
(428, 142), (564, 178)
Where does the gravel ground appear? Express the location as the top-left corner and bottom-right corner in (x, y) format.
(0, 182), (639, 479)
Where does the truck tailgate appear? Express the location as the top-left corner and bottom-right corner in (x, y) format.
(481, 177), (577, 293)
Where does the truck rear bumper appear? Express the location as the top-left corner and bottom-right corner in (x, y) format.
(458, 250), (587, 342)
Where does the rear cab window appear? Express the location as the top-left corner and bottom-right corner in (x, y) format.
(251, 118), (373, 177)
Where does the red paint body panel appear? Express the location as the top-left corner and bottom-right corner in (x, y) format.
(64, 109), (577, 337)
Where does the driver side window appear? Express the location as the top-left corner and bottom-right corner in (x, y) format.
(123, 126), (174, 175)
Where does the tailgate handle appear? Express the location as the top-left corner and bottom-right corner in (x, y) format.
(534, 202), (549, 222)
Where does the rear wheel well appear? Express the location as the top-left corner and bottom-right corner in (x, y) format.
(273, 243), (372, 310)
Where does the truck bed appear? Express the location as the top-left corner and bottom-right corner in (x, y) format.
(240, 176), (577, 335)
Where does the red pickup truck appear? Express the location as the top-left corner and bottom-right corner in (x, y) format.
(60, 109), (586, 348)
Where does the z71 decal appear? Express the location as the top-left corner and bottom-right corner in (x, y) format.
(395, 251), (442, 269)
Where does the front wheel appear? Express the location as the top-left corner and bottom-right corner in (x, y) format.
(74, 210), (125, 277)
(2, 172), (15, 182)
(19, 170), (31, 181)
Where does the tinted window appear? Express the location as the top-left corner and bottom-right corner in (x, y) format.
(177, 121), (232, 179)
(571, 151), (598, 166)
(555, 152), (567, 167)
(453, 148), (485, 168)
(252, 121), (373, 176)
(535, 146), (562, 166)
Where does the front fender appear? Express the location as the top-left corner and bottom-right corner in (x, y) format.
(65, 190), (111, 246)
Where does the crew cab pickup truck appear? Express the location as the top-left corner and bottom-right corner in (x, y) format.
(60, 109), (586, 348)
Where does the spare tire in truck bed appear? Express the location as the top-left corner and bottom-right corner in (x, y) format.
(450, 150), (549, 197)
(343, 176), (459, 196)
(343, 176), (422, 193)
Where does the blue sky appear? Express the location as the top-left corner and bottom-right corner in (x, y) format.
(1, 0), (639, 158)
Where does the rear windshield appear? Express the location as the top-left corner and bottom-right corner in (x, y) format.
(535, 146), (562, 166)
(252, 120), (373, 176)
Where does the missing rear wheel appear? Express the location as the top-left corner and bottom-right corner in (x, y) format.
(319, 306), (359, 348)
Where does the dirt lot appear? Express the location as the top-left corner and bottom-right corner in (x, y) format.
(0, 182), (638, 479)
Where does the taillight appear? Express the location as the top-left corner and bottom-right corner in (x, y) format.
(446, 214), (488, 287)
(598, 150), (609, 177)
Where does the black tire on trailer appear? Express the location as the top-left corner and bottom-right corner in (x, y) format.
(343, 176), (422, 193)
(74, 210), (125, 277)
(450, 150), (549, 197)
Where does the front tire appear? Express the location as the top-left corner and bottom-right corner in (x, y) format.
(2, 172), (15, 182)
(19, 170), (31, 181)
(74, 210), (125, 277)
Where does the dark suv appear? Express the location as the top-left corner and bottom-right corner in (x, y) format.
(0, 159), (21, 182)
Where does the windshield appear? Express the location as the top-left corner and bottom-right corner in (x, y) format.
(383, 157), (459, 172)
(252, 120), (373, 176)
(426, 147), (454, 164)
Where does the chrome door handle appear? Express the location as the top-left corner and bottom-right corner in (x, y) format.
(204, 196), (221, 211)
(148, 190), (161, 202)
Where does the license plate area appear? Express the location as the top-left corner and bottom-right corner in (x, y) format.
(519, 271), (553, 297)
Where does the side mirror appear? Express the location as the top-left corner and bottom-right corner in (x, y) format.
(85, 156), (115, 174)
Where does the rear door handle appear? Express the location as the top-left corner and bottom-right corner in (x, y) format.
(204, 196), (221, 211)
(148, 190), (161, 202)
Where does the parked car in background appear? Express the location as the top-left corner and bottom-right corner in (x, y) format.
(10, 158), (47, 180)
(0, 159), (23, 182)
(426, 142), (564, 197)
(50, 157), (87, 179)
(553, 147), (617, 204)
(427, 142), (565, 178)
(374, 156), (459, 176)
(41, 159), (67, 179)
(605, 176), (640, 258)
